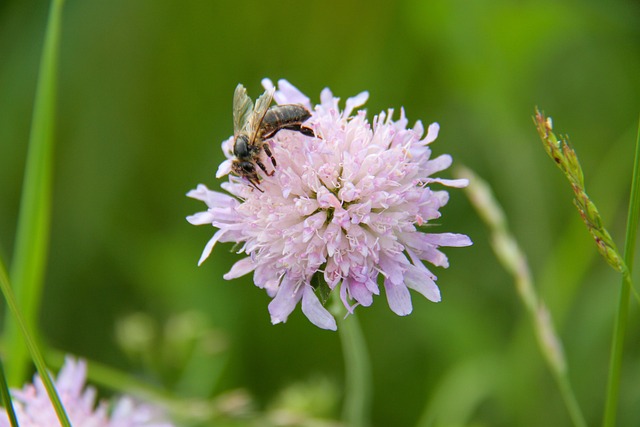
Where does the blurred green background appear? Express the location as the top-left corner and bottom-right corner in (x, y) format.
(1, 0), (639, 425)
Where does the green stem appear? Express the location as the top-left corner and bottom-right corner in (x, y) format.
(332, 297), (372, 427)
(459, 166), (586, 427)
(3, 0), (64, 385)
(556, 371), (588, 427)
(0, 359), (19, 427)
(0, 259), (71, 427)
(602, 116), (640, 427)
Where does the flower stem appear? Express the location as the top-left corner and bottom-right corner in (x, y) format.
(602, 116), (640, 427)
(0, 359), (19, 427)
(0, 259), (71, 427)
(331, 296), (372, 427)
(459, 166), (586, 427)
(3, 0), (65, 385)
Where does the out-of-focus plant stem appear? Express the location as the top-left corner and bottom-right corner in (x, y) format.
(331, 295), (372, 427)
(459, 166), (586, 427)
(602, 116), (640, 427)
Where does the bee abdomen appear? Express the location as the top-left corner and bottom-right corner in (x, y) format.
(261, 105), (311, 136)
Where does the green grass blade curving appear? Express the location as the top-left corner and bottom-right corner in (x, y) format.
(3, 0), (65, 385)
(0, 359), (19, 427)
(0, 258), (71, 427)
(602, 116), (640, 427)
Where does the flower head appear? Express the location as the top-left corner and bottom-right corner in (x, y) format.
(0, 357), (174, 427)
(187, 79), (471, 330)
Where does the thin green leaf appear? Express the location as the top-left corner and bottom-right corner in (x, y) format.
(3, 0), (65, 385)
(0, 359), (19, 427)
(602, 115), (640, 427)
(0, 258), (71, 427)
(311, 268), (331, 306)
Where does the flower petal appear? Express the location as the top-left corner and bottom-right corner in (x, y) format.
(378, 252), (409, 285)
(186, 211), (216, 225)
(425, 122), (439, 143)
(347, 278), (374, 307)
(216, 159), (233, 178)
(424, 154), (452, 175)
(223, 257), (256, 280)
(301, 285), (337, 330)
(268, 275), (303, 325)
(265, 78), (312, 109)
(405, 263), (441, 302)
(198, 229), (225, 266)
(384, 280), (412, 316)
(187, 184), (235, 208)
(344, 91), (369, 117)
(426, 178), (469, 188)
(424, 232), (473, 247)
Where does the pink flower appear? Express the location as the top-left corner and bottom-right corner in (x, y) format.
(187, 79), (471, 330)
(0, 357), (174, 427)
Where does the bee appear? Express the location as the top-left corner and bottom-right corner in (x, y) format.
(232, 84), (315, 190)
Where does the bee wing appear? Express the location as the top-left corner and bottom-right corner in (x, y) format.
(233, 84), (254, 134)
(248, 87), (275, 140)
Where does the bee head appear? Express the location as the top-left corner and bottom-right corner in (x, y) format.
(231, 160), (263, 192)
(235, 160), (256, 175)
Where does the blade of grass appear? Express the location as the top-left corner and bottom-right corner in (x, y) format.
(0, 359), (19, 427)
(0, 258), (71, 427)
(459, 166), (587, 427)
(3, 0), (65, 385)
(538, 124), (637, 325)
(602, 116), (640, 427)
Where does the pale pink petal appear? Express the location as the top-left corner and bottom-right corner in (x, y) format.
(404, 263), (441, 302)
(301, 285), (337, 330)
(424, 154), (453, 175)
(384, 280), (412, 316)
(186, 211), (216, 225)
(216, 159), (233, 178)
(344, 91), (369, 117)
(223, 257), (256, 280)
(378, 252), (409, 285)
(268, 276), (303, 325)
(198, 229), (225, 266)
(186, 184), (234, 208)
(340, 277), (356, 314)
(426, 178), (469, 188)
(425, 122), (439, 143)
(261, 77), (275, 92)
(347, 279), (374, 307)
(424, 232), (473, 247)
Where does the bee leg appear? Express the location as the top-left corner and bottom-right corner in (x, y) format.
(263, 143), (277, 167)
(249, 179), (264, 193)
(263, 125), (317, 139)
(256, 158), (274, 177)
(298, 125), (316, 137)
(280, 124), (316, 138)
